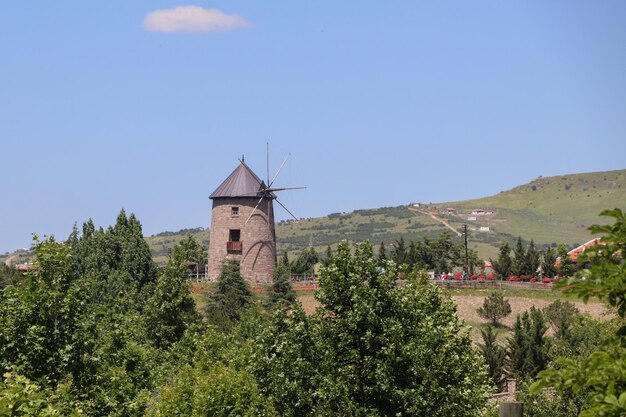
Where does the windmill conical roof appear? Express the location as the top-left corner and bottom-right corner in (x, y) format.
(210, 161), (275, 199)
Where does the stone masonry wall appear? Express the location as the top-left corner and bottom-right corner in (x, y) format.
(207, 197), (276, 282)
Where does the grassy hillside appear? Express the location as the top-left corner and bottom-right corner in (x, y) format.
(3, 169), (624, 266)
(276, 169), (625, 260)
(439, 169), (626, 247)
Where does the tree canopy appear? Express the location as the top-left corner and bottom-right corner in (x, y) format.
(253, 241), (491, 416)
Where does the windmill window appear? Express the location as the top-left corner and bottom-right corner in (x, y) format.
(229, 229), (240, 242)
(227, 229), (242, 253)
(231, 207), (239, 217)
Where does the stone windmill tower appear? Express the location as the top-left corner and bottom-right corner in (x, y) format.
(206, 155), (303, 282)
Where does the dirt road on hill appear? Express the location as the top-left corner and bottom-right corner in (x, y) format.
(409, 207), (462, 237)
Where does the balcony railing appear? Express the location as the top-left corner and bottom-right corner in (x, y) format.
(227, 241), (242, 253)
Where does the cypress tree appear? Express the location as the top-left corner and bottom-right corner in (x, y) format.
(527, 240), (541, 276)
(479, 326), (506, 390)
(392, 237), (407, 265)
(490, 242), (512, 278)
(511, 237), (527, 277)
(377, 242), (387, 267)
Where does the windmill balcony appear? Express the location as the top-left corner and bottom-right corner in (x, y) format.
(227, 241), (242, 253)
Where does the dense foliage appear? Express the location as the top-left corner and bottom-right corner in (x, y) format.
(490, 237), (574, 279)
(205, 259), (252, 331)
(0, 211), (199, 416)
(4, 206), (620, 416)
(532, 208), (626, 417)
(380, 232), (480, 273)
(253, 242), (491, 416)
(478, 326), (506, 390)
(0, 265), (21, 289)
(507, 306), (548, 379)
(266, 263), (297, 307)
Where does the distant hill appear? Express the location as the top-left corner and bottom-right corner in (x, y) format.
(277, 168), (625, 260)
(3, 169), (624, 266)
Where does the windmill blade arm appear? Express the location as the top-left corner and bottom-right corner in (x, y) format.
(268, 153), (291, 188)
(231, 189), (267, 197)
(265, 187), (307, 193)
(231, 187), (306, 197)
(275, 198), (299, 221)
(245, 196), (265, 225)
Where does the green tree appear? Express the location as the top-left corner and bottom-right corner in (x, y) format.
(206, 260), (252, 330)
(0, 237), (95, 387)
(490, 242), (512, 278)
(377, 241), (387, 267)
(477, 292), (512, 326)
(148, 329), (277, 417)
(0, 372), (80, 416)
(413, 239), (434, 270)
(507, 307), (547, 379)
(0, 265), (21, 289)
(532, 208), (626, 417)
(257, 241), (491, 416)
(251, 305), (317, 417)
(516, 381), (585, 417)
(542, 299), (579, 340)
(541, 246), (558, 278)
(71, 210), (157, 296)
(267, 264), (296, 308)
(111, 210), (157, 287)
(290, 247), (318, 275)
(478, 326), (506, 390)
(169, 233), (207, 272)
(556, 243), (577, 277)
(391, 237), (407, 265)
(144, 255), (199, 348)
(527, 240), (541, 276)
(320, 245), (333, 267)
(511, 237), (528, 277)
(547, 314), (606, 362)
(406, 240), (419, 266)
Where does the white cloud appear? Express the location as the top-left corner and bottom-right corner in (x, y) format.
(143, 6), (249, 33)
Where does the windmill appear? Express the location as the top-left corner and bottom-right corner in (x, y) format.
(206, 146), (305, 282)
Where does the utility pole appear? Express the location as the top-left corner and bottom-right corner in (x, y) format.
(464, 224), (469, 273)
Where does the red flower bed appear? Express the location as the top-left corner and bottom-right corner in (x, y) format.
(542, 277), (552, 284)
(470, 274), (477, 280)
(454, 273), (463, 280)
(508, 276), (519, 282)
(529, 277), (538, 283)
(486, 273), (496, 280)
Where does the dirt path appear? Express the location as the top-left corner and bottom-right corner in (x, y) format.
(409, 207), (462, 237)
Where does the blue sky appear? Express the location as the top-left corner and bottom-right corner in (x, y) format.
(1, 1), (625, 253)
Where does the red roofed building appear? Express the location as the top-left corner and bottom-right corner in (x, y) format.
(567, 238), (602, 262)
